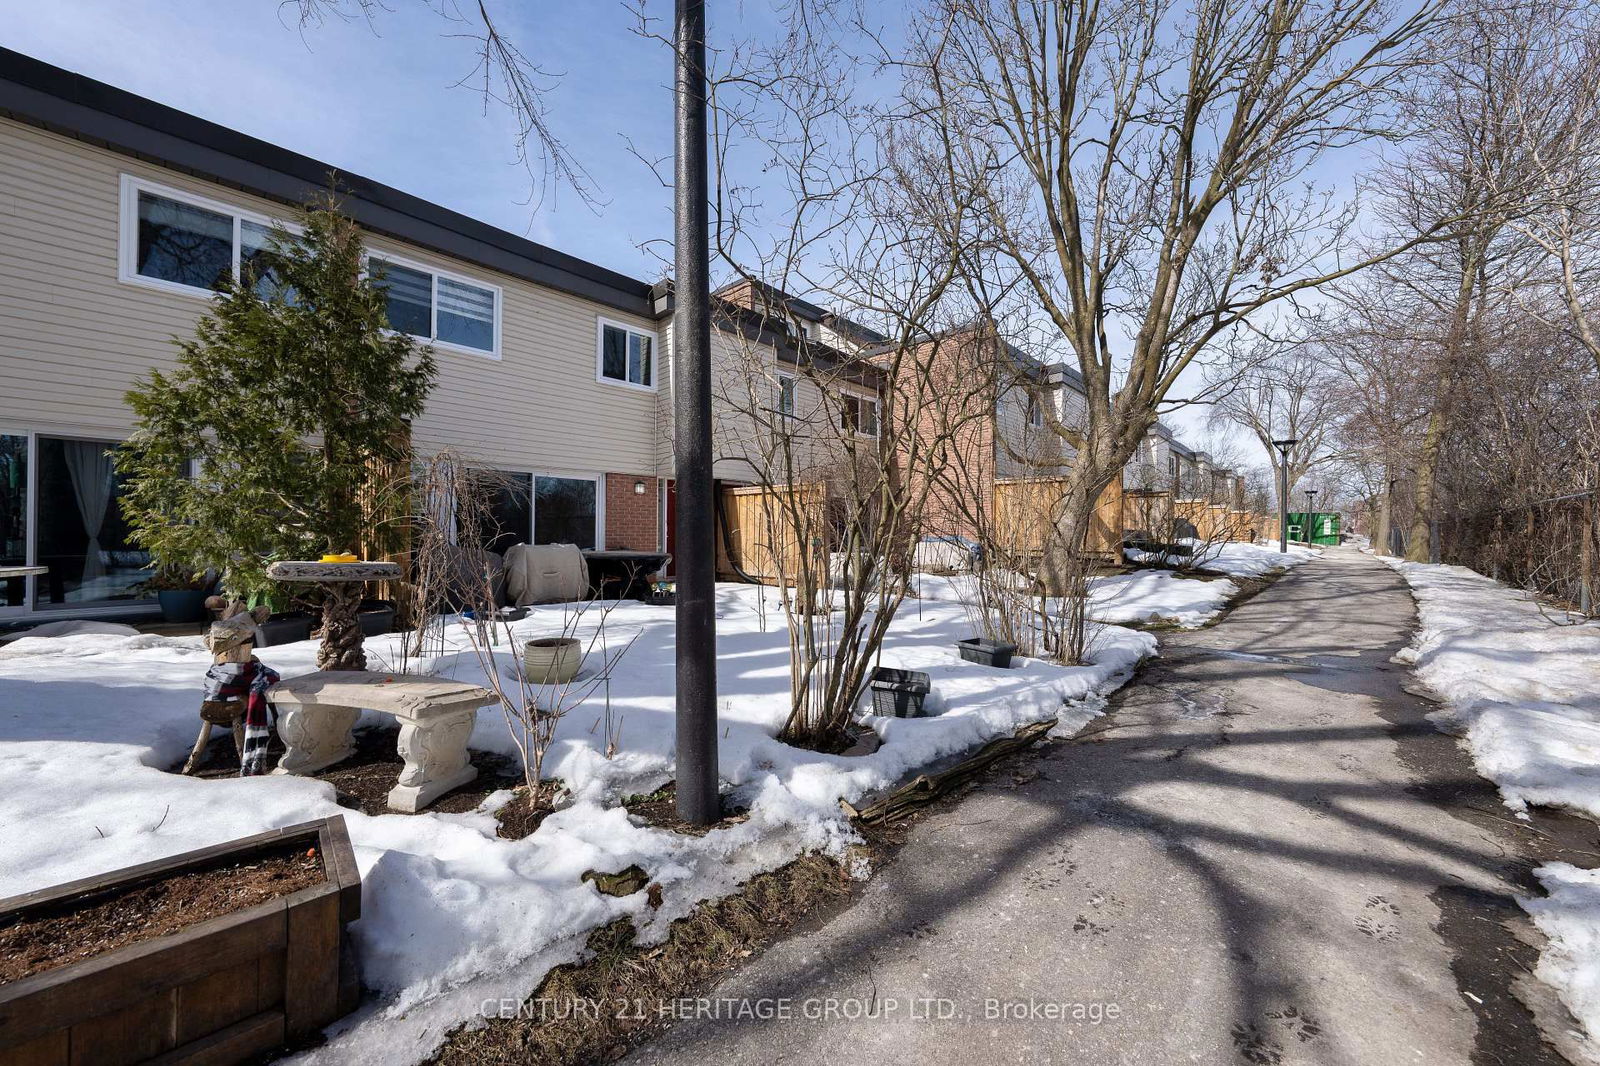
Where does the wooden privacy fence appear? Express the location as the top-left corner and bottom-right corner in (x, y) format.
(718, 483), (827, 583)
(1173, 497), (1209, 540)
(1124, 489), (1173, 536)
(357, 430), (415, 623)
(992, 477), (1125, 560)
(1175, 499), (1256, 544)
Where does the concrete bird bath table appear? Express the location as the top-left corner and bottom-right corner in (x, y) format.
(264, 559), (497, 811)
(266, 558), (402, 672)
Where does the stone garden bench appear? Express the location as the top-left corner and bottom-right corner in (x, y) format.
(268, 671), (498, 812)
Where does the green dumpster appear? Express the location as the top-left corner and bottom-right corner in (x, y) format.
(1287, 512), (1340, 546)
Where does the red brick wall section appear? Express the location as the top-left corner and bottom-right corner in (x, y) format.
(604, 474), (660, 551)
(891, 329), (997, 543)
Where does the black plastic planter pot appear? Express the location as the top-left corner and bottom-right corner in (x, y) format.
(956, 637), (1017, 669)
(358, 600), (396, 638)
(256, 612), (315, 647)
(868, 667), (931, 718)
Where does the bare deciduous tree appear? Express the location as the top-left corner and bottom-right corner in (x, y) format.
(287, 0), (595, 207)
(896, 0), (1450, 652)
(1207, 327), (1344, 517)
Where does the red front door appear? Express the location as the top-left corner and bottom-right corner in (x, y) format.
(663, 479), (677, 576)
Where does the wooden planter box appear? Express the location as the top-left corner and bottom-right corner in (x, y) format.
(0, 816), (361, 1066)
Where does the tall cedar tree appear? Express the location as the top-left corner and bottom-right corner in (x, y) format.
(116, 196), (436, 604)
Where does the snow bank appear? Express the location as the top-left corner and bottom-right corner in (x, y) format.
(913, 541), (1316, 630)
(1385, 557), (1600, 1050)
(1523, 862), (1600, 1048)
(912, 567), (1236, 629)
(1086, 569), (1238, 628)
(1123, 539), (1319, 579)
(1203, 540), (1320, 577)
(1385, 559), (1600, 819)
(0, 583), (1152, 1065)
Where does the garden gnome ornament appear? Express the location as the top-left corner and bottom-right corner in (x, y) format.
(180, 603), (280, 776)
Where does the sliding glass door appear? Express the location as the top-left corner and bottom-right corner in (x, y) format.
(0, 436), (26, 613)
(0, 432), (154, 615)
(535, 476), (597, 550)
(466, 471), (534, 556)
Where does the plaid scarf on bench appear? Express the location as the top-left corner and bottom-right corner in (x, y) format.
(202, 658), (282, 776)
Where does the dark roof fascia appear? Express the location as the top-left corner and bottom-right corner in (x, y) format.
(0, 47), (656, 318)
(712, 278), (887, 347)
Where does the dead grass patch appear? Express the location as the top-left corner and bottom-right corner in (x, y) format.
(430, 850), (861, 1066)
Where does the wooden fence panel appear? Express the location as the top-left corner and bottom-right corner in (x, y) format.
(718, 484), (826, 583)
(993, 478), (1125, 559)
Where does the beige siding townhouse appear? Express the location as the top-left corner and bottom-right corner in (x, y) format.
(0, 49), (672, 619)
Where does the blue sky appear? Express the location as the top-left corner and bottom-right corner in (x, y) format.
(1, 0), (682, 281)
(3, 0), (1345, 461)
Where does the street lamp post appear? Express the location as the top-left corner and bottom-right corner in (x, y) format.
(673, 0), (719, 825)
(1304, 489), (1319, 545)
(1387, 477), (1399, 556)
(1271, 439), (1298, 554)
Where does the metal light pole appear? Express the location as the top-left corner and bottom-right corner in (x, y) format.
(673, 0), (718, 825)
(1271, 439), (1297, 554)
(1304, 489), (1318, 545)
(1387, 477), (1399, 556)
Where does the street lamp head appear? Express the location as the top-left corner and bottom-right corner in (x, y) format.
(1271, 438), (1299, 451)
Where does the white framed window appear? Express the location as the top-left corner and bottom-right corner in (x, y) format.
(775, 374), (797, 418)
(118, 174), (297, 300)
(368, 253), (501, 359)
(596, 318), (656, 390)
(840, 393), (879, 437)
(1026, 394), (1043, 428)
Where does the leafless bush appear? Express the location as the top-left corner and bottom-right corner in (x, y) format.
(401, 452), (639, 813)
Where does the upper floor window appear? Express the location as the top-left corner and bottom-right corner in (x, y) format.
(597, 319), (655, 389)
(776, 374), (797, 418)
(120, 175), (291, 300)
(1026, 395), (1043, 428)
(369, 255), (500, 357)
(841, 394), (879, 437)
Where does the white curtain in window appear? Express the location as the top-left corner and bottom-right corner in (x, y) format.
(63, 440), (115, 584)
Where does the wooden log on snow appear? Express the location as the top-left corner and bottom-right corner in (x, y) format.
(841, 717), (1058, 824)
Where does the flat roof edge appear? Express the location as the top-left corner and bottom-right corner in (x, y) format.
(0, 48), (657, 317)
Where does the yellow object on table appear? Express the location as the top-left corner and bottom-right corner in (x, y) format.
(320, 553), (359, 563)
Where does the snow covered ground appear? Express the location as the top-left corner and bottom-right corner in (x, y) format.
(0, 581), (1162, 1065)
(1204, 540), (1321, 577)
(1126, 538), (1321, 580)
(1384, 558), (1600, 819)
(1384, 555), (1600, 1048)
(911, 540), (1317, 631)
